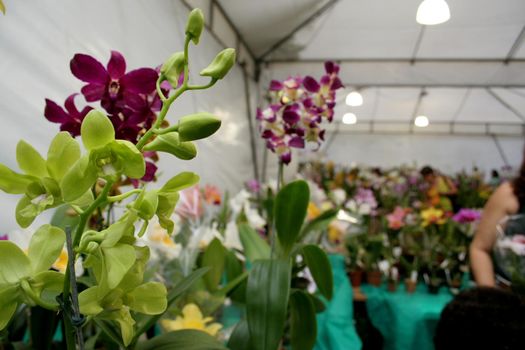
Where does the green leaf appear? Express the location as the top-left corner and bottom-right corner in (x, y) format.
(29, 306), (59, 349)
(104, 244), (137, 289)
(274, 180), (310, 256)
(16, 140), (48, 177)
(177, 113), (221, 142)
(238, 223), (270, 262)
(136, 330), (227, 350)
(81, 110), (115, 150)
(0, 285), (19, 330)
(299, 208), (338, 241)
(133, 267), (210, 341)
(111, 140), (145, 179)
(246, 259), (291, 350)
(0, 241), (31, 283)
(0, 0), (5, 15)
(227, 319), (251, 350)
(201, 238), (226, 292)
(160, 172), (200, 193)
(185, 8), (205, 45)
(289, 290), (317, 350)
(302, 245), (333, 300)
(0, 163), (34, 194)
(161, 52), (185, 88)
(61, 155), (98, 202)
(15, 195), (38, 228)
(126, 282), (167, 315)
(143, 132), (197, 160)
(78, 286), (104, 315)
(46, 132), (81, 181)
(199, 48), (236, 80)
(28, 225), (66, 274)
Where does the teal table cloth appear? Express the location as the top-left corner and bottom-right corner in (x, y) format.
(314, 254), (362, 350)
(361, 283), (453, 350)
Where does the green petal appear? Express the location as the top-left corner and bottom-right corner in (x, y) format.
(110, 308), (135, 346)
(61, 155), (98, 202)
(160, 52), (185, 88)
(138, 191), (159, 221)
(79, 286), (104, 315)
(0, 163), (34, 194)
(185, 8), (205, 44)
(177, 113), (221, 142)
(160, 172), (199, 194)
(100, 220), (133, 248)
(16, 140), (48, 177)
(0, 241), (31, 284)
(46, 132), (81, 181)
(70, 189), (95, 208)
(28, 225), (66, 274)
(143, 132), (197, 160)
(81, 110), (115, 150)
(0, 285), (19, 331)
(30, 271), (64, 307)
(16, 195), (38, 228)
(104, 244), (137, 289)
(111, 140), (145, 179)
(126, 282), (167, 315)
(118, 246), (150, 292)
(156, 192), (179, 233)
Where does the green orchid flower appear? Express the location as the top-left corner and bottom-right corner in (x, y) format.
(0, 225), (66, 330)
(61, 110), (145, 202)
(79, 245), (167, 346)
(0, 132), (89, 227)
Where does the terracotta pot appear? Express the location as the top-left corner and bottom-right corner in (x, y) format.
(347, 269), (364, 287)
(366, 270), (382, 286)
(405, 279), (417, 293)
(387, 280), (398, 292)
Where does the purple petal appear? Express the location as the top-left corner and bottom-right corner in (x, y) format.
(320, 75), (331, 85)
(269, 80), (283, 91)
(141, 161), (158, 182)
(107, 51), (126, 79)
(331, 77), (344, 90)
(123, 91), (147, 111)
(283, 109), (300, 124)
(70, 54), (109, 84)
(324, 61), (340, 74)
(64, 94), (80, 115)
(262, 129), (274, 139)
(280, 152), (292, 164)
(79, 106), (93, 118)
(120, 68), (158, 94)
(44, 99), (68, 123)
(81, 83), (106, 102)
(60, 121), (82, 137)
(303, 76), (320, 93)
(303, 98), (313, 108)
(289, 136), (305, 149)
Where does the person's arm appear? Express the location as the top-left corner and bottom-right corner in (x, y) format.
(470, 183), (516, 286)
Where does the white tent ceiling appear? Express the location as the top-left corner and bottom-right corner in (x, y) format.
(211, 0), (525, 134)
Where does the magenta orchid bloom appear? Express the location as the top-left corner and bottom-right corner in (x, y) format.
(0, 234), (8, 241)
(452, 208), (482, 224)
(257, 61), (343, 164)
(44, 94), (93, 137)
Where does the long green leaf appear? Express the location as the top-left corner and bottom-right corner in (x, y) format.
(299, 208), (338, 241)
(227, 319), (251, 350)
(302, 245), (333, 300)
(238, 223), (270, 262)
(132, 267), (210, 343)
(289, 290), (317, 350)
(201, 238), (226, 292)
(30, 306), (59, 350)
(246, 259), (291, 350)
(136, 330), (227, 350)
(274, 180), (310, 256)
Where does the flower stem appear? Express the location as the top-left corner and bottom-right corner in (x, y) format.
(156, 79), (167, 102)
(65, 227), (84, 350)
(107, 189), (142, 203)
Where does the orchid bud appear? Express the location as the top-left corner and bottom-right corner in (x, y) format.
(177, 113), (221, 142)
(160, 52), (185, 88)
(185, 8), (205, 45)
(143, 132), (197, 160)
(200, 48), (236, 80)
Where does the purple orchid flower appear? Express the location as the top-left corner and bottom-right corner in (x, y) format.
(452, 209), (482, 224)
(44, 94), (93, 137)
(246, 179), (261, 193)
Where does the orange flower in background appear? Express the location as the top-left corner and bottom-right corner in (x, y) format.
(420, 207), (446, 227)
(387, 206), (408, 230)
(204, 185), (221, 205)
(307, 202), (321, 220)
(53, 249), (68, 273)
(328, 223), (343, 244)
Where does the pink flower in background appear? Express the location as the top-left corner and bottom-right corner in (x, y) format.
(246, 179), (261, 193)
(354, 188), (378, 209)
(257, 61), (343, 164)
(387, 206), (408, 230)
(0, 234), (8, 240)
(176, 186), (204, 221)
(452, 208), (482, 224)
(204, 185), (222, 205)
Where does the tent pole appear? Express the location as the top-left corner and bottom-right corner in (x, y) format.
(486, 88), (525, 122)
(491, 135), (510, 166)
(242, 63), (260, 183)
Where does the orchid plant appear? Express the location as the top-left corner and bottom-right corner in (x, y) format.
(0, 8), (236, 349)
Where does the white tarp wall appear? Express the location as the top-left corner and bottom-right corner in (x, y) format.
(0, 0), (256, 232)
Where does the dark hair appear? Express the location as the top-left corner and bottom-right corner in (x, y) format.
(420, 165), (434, 177)
(434, 287), (525, 350)
(513, 151), (525, 208)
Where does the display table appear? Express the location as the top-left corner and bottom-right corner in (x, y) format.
(360, 283), (452, 350)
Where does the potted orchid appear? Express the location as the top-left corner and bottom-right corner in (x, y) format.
(0, 8), (237, 349)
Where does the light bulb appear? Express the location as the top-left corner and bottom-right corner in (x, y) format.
(414, 115), (429, 127)
(345, 91), (363, 106)
(342, 113), (357, 125)
(416, 0), (450, 25)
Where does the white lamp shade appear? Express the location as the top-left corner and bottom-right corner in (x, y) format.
(342, 113), (357, 125)
(345, 91), (363, 106)
(416, 0), (450, 25)
(414, 115), (429, 127)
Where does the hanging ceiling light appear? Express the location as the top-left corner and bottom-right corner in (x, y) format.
(342, 113), (357, 125)
(414, 115), (429, 127)
(345, 91), (363, 106)
(416, 0), (450, 25)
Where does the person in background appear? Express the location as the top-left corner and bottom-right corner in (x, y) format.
(489, 169), (501, 188)
(420, 166), (458, 212)
(470, 152), (525, 287)
(434, 287), (525, 350)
